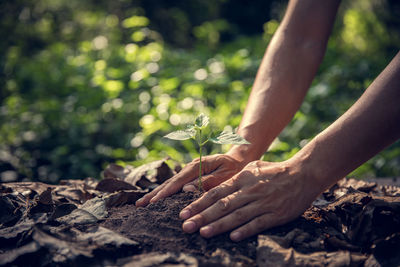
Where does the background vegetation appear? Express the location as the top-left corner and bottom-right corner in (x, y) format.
(1, 0), (400, 183)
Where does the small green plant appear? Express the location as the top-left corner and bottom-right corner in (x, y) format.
(164, 113), (250, 191)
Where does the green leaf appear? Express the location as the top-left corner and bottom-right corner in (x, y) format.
(164, 129), (195, 140)
(209, 131), (250, 145)
(195, 113), (209, 129)
(185, 127), (197, 138)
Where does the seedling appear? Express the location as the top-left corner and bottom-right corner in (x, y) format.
(164, 113), (250, 191)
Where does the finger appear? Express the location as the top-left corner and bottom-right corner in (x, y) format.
(182, 190), (253, 234)
(182, 173), (219, 192)
(149, 168), (199, 203)
(202, 169), (235, 190)
(136, 161), (199, 206)
(198, 201), (267, 238)
(229, 213), (281, 242)
(135, 181), (168, 207)
(182, 184), (197, 192)
(193, 154), (224, 175)
(179, 181), (238, 221)
(138, 154), (226, 206)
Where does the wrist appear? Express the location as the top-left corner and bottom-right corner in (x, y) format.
(226, 145), (261, 167)
(286, 142), (330, 197)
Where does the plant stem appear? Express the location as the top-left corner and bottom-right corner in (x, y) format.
(199, 144), (202, 191)
(198, 129), (203, 191)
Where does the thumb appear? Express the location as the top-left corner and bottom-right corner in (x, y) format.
(182, 173), (220, 192)
(193, 154), (224, 175)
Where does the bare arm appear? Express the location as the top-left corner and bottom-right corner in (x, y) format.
(228, 0), (341, 162)
(179, 51), (400, 241)
(136, 0), (341, 206)
(297, 51), (400, 192)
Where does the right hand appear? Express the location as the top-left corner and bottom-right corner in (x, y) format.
(135, 154), (247, 207)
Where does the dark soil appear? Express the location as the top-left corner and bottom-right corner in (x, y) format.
(100, 179), (400, 266)
(100, 191), (258, 266)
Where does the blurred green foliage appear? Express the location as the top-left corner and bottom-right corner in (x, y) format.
(1, 0), (399, 183)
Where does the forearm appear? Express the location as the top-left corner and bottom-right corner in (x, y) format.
(228, 0), (341, 162)
(295, 52), (400, 193)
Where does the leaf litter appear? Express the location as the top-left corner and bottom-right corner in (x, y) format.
(0, 159), (399, 266)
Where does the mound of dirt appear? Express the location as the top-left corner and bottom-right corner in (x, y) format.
(100, 183), (400, 266)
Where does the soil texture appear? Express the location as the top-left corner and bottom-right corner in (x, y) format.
(0, 159), (399, 266)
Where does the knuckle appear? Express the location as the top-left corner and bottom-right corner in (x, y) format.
(245, 161), (257, 169)
(187, 161), (198, 169)
(144, 192), (155, 199)
(204, 176), (224, 191)
(253, 216), (268, 231)
(250, 168), (259, 176)
(203, 154), (216, 161)
(203, 162), (211, 174)
(231, 173), (242, 183)
(145, 190), (159, 199)
(247, 160), (262, 170)
(202, 179), (213, 191)
(232, 208), (245, 221)
(188, 202), (200, 213)
(246, 184), (262, 194)
(216, 198), (231, 212)
(212, 220), (229, 233)
(194, 214), (207, 226)
(205, 188), (221, 202)
(230, 173), (245, 188)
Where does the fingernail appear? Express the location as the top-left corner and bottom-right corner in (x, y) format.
(183, 184), (196, 192)
(230, 231), (242, 242)
(200, 225), (213, 237)
(182, 220), (196, 233)
(179, 209), (191, 220)
(135, 198), (143, 205)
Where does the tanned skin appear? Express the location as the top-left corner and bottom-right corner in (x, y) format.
(136, 0), (400, 242)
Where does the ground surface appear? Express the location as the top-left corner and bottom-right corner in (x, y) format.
(0, 159), (399, 266)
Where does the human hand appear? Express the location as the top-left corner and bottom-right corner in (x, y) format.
(135, 154), (248, 207)
(178, 159), (322, 241)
